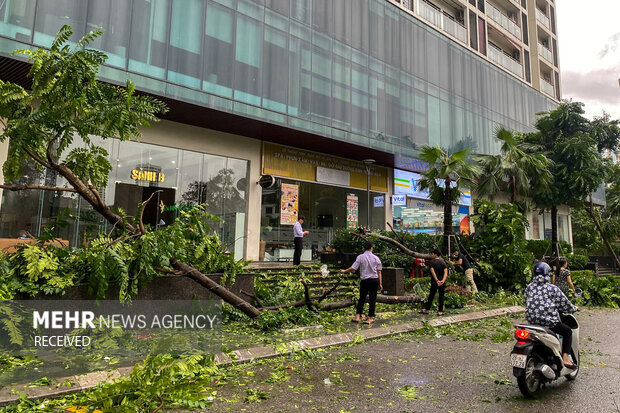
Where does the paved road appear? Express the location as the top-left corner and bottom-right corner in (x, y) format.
(184, 308), (620, 413)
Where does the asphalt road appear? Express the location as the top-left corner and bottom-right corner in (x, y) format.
(183, 308), (620, 413)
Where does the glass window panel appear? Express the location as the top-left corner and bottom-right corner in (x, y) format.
(167, 0), (203, 88)
(33, 0), (87, 47)
(234, 16), (262, 104)
(86, 0), (131, 69)
(203, 2), (234, 97)
(128, 0), (170, 79)
(0, 0), (35, 41)
(262, 26), (288, 112)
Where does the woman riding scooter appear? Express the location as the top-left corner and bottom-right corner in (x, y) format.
(524, 261), (579, 369)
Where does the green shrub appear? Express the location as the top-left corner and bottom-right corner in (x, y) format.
(444, 292), (468, 309)
(461, 200), (532, 292)
(566, 254), (589, 270)
(524, 239), (573, 259)
(571, 271), (620, 308)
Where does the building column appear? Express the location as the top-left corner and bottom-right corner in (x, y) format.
(384, 168), (394, 230)
(245, 153), (262, 261)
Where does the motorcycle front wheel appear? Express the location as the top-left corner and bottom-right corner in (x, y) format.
(517, 356), (541, 397)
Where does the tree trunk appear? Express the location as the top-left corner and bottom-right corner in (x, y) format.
(511, 175), (517, 204)
(170, 259), (261, 318)
(585, 197), (620, 271)
(443, 180), (453, 254)
(550, 205), (560, 273)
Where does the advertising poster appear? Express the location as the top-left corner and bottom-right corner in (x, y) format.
(280, 183), (299, 225)
(346, 194), (359, 229)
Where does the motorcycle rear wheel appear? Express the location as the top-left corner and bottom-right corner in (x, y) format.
(517, 356), (541, 397)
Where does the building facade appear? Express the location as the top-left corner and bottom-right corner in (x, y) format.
(0, 0), (569, 261)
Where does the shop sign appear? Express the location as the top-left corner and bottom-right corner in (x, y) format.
(258, 175), (276, 189)
(346, 194), (358, 229)
(392, 194), (406, 206)
(131, 169), (165, 183)
(263, 143), (388, 192)
(394, 169), (471, 206)
(316, 166), (350, 187)
(373, 195), (384, 207)
(280, 183), (299, 225)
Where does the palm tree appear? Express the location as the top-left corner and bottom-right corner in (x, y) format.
(418, 145), (481, 253)
(475, 127), (553, 211)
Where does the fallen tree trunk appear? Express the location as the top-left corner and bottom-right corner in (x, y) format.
(586, 197), (620, 271)
(353, 227), (433, 259)
(170, 258), (261, 318)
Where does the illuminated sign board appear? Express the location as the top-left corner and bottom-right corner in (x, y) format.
(130, 169), (165, 183)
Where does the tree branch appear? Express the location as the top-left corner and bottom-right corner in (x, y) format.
(0, 184), (78, 192)
(386, 221), (407, 246)
(0, 116), (7, 129)
(299, 278), (316, 312)
(23, 146), (52, 169)
(353, 227), (433, 259)
(138, 190), (162, 235)
(240, 289), (265, 309)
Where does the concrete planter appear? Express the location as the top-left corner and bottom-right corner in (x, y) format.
(380, 268), (404, 296)
(28, 273), (255, 301)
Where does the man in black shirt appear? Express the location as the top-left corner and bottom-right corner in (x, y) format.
(420, 249), (448, 316)
(451, 250), (478, 293)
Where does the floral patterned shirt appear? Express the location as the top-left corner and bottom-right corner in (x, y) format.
(525, 274), (577, 327)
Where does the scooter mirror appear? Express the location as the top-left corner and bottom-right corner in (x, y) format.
(574, 288), (583, 298)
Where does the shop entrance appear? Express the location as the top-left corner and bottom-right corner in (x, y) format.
(114, 183), (176, 229)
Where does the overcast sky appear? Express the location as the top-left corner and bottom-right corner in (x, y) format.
(557, 1), (620, 120)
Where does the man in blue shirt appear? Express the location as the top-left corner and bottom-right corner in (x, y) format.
(293, 216), (309, 265)
(341, 241), (383, 325)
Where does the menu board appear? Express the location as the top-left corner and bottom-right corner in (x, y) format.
(346, 194), (358, 229)
(280, 183), (299, 225)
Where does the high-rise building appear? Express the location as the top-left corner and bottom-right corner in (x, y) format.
(0, 0), (570, 261)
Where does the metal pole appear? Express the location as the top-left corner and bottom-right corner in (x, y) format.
(366, 168), (370, 228)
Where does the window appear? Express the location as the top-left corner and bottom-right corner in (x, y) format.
(128, 0), (170, 79)
(0, 0), (36, 41)
(167, 0), (203, 88)
(86, 0), (131, 69)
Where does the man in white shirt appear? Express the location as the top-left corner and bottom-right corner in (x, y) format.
(341, 241), (383, 324)
(293, 216), (309, 265)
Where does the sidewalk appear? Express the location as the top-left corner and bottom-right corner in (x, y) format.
(0, 305), (524, 406)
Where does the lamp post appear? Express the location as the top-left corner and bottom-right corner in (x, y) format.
(363, 159), (375, 228)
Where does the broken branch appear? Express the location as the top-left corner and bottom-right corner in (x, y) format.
(0, 184), (78, 192)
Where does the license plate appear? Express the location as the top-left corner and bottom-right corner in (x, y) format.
(511, 353), (527, 368)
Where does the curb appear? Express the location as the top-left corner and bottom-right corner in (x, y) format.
(0, 305), (524, 406)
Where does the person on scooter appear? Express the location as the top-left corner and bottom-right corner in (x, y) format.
(524, 261), (578, 369)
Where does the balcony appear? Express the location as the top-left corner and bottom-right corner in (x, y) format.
(417, 0), (468, 44)
(540, 78), (555, 98)
(538, 42), (553, 64)
(536, 8), (550, 29)
(488, 42), (523, 77)
(485, 1), (521, 40)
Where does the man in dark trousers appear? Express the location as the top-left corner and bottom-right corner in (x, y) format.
(341, 241), (383, 325)
(292, 216), (309, 266)
(420, 248), (448, 316)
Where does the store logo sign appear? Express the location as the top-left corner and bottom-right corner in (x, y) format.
(131, 169), (165, 183)
(373, 195), (385, 207)
(392, 194), (406, 206)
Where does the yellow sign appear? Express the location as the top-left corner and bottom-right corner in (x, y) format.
(130, 169), (165, 183)
(262, 143), (388, 192)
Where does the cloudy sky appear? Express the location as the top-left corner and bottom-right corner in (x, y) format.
(557, 1), (620, 120)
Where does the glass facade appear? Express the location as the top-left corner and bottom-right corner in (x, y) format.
(0, 0), (556, 160)
(0, 140), (249, 258)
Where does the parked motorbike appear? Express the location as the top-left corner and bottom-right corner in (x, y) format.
(510, 290), (581, 398)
